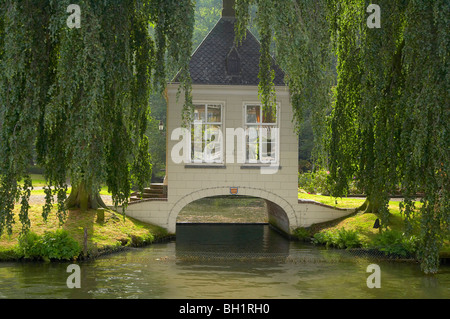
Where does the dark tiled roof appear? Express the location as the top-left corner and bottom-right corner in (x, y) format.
(173, 18), (285, 86)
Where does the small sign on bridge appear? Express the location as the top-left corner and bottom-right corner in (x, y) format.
(230, 187), (239, 195)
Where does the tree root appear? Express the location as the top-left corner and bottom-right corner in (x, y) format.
(65, 181), (109, 212)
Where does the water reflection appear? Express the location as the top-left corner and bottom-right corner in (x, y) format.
(175, 224), (290, 262)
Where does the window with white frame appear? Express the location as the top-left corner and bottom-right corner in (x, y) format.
(244, 104), (279, 164)
(190, 103), (223, 164)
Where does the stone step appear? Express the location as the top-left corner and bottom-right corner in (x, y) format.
(129, 195), (167, 202)
(129, 183), (167, 202)
(149, 183), (164, 189)
(131, 193), (166, 199)
(144, 189), (164, 194)
(131, 188), (164, 196)
(143, 193), (166, 198)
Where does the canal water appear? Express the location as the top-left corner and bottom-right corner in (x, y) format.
(0, 224), (449, 299)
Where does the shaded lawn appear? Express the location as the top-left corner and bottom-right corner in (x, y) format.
(298, 191), (425, 216)
(298, 191), (366, 208)
(298, 191), (448, 256)
(0, 205), (168, 259)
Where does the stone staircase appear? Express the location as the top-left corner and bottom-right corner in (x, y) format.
(129, 183), (167, 202)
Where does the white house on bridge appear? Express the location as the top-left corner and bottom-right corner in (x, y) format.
(125, 0), (353, 235)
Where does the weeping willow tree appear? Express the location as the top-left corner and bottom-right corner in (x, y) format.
(0, 0), (194, 234)
(326, 0), (449, 274)
(235, 0), (449, 274)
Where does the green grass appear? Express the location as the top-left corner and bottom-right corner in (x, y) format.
(300, 197), (404, 247)
(297, 191), (448, 258)
(0, 205), (169, 261)
(298, 191), (425, 216)
(29, 174), (47, 187)
(19, 174), (48, 187)
(21, 175), (112, 195)
(298, 192), (366, 209)
(0, 174), (156, 261)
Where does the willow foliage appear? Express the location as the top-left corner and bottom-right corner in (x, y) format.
(327, 0), (449, 274)
(237, 0), (448, 273)
(235, 0), (334, 164)
(0, 0), (195, 235)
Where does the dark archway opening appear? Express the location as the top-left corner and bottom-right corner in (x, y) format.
(175, 194), (292, 236)
(174, 195), (292, 261)
(175, 196), (290, 260)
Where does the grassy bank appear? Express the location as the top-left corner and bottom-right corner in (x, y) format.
(297, 192), (449, 260)
(0, 205), (169, 261)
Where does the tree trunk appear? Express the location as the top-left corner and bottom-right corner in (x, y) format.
(65, 180), (108, 211)
(364, 196), (382, 214)
(355, 195), (382, 214)
(356, 194), (391, 232)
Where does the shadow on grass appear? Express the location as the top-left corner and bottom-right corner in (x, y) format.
(62, 209), (96, 255)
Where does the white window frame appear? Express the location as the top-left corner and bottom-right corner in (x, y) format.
(243, 103), (280, 165)
(189, 102), (225, 164)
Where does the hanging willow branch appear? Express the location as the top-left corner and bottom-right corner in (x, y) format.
(0, 0), (195, 234)
(326, 0), (449, 274)
(235, 0), (333, 164)
(235, 0), (448, 274)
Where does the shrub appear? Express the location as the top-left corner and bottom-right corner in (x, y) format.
(298, 170), (331, 195)
(16, 229), (81, 261)
(312, 231), (337, 248)
(294, 227), (311, 241)
(372, 230), (418, 258)
(16, 232), (43, 260)
(348, 178), (363, 195)
(298, 172), (314, 193)
(299, 169), (364, 195)
(335, 228), (361, 249)
(40, 229), (81, 260)
(312, 228), (361, 249)
(298, 160), (312, 173)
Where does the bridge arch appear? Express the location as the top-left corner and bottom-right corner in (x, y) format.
(167, 186), (298, 235)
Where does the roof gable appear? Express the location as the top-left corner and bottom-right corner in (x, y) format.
(173, 18), (285, 86)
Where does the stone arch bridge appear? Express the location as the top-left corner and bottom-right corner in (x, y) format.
(125, 185), (354, 236)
